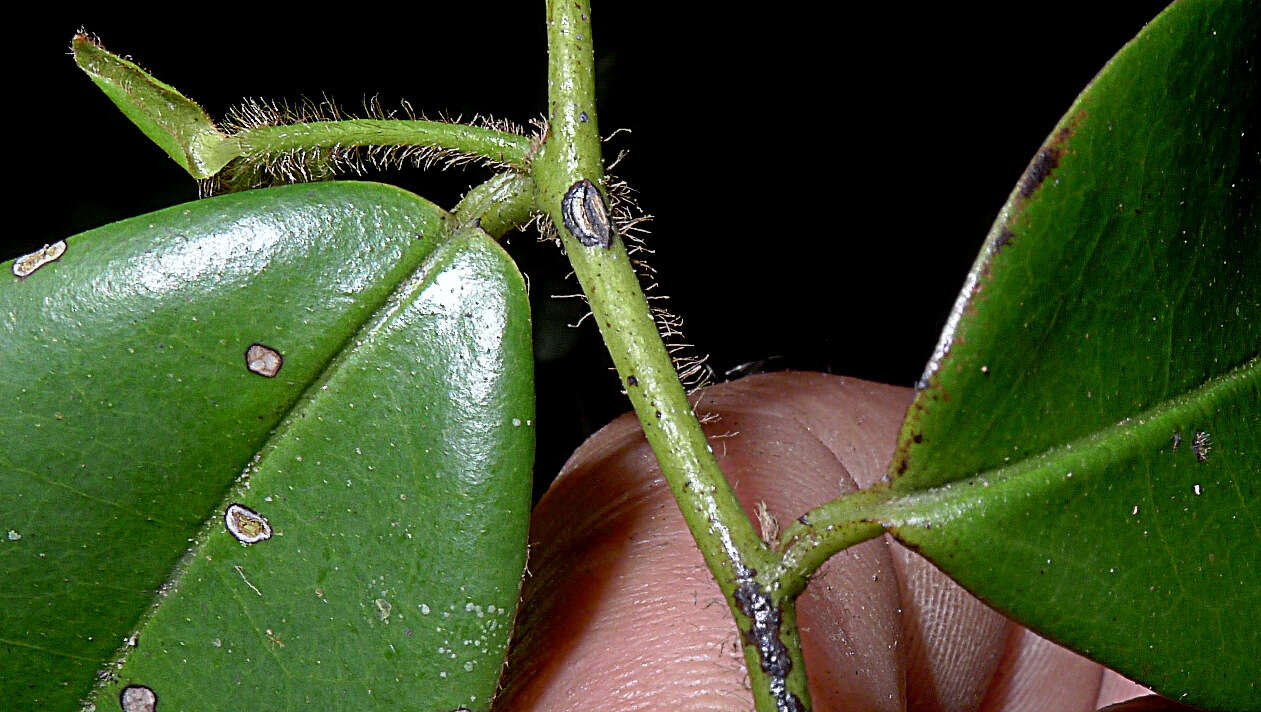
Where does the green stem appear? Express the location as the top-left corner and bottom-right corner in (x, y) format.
(235, 119), (533, 169)
(452, 172), (536, 238)
(533, 2), (809, 709)
(774, 489), (892, 600)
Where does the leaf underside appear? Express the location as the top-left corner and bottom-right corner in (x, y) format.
(881, 0), (1259, 708)
(73, 33), (239, 179)
(0, 182), (534, 711)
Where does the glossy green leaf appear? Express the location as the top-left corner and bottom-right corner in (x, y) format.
(878, 1), (1259, 708)
(73, 33), (240, 179)
(0, 182), (534, 711)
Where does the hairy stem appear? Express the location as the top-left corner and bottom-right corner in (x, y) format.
(235, 119), (533, 169)
(533, 2), (809, 709)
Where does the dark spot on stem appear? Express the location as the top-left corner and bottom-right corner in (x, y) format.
(626, 375), (638, 387)
(1171, 432), (1182, 451)
(733, 574), (804, 712)
(561, 178), (612, 248)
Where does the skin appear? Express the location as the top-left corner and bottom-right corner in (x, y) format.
(495, 372), (1197, 712)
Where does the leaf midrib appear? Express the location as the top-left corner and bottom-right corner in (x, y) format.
(884, 352), (1260, 515)
(77, 216), (470, 704)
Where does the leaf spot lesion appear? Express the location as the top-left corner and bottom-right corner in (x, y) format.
(119, 684), (157, 712)
(1192, 430), (1211, 463)
(224, 503), (272, 544)
(244, 343), (283, 378)
(11, 240), (67, 278)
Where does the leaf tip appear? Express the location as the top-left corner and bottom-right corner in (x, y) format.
(71, 28), (97, 50)
(70, 28), (111, 74)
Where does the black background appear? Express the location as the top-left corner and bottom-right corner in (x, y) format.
(12, 4), (1169, 492)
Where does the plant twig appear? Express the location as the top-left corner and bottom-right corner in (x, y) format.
(532, 2), (810, 709)
(233, 119), (533, 172)
(775, 490), (891, 600)
(453, 172), (536, 238)
(73, 33), (535, 185)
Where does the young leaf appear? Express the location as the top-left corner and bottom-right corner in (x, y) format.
(882, 0), (1258, 707)
(73, 33), (240, 179)
(0, 182), (534, 711)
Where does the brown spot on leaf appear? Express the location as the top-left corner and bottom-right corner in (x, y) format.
(1017, 122), (1077, 200)
(995, 225), (1015, 250)
(245, 343), (283, 378)
(1019, 144), (1063, 199)
(224, 503), (272, 544)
